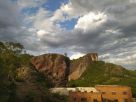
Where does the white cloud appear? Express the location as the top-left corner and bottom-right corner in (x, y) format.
(75, 12), (108, 32)
(104, 53), (136, 69)
(70, 52), (85, 60)
(32, 8), (64, 33)
(37, 30), (47, 37)
(19, 0), (136, 69)
(1, 0), (136, 69)
(130, 0), (136, 3)
(60, 2), (85, 19)
(50, 9), (64, 22)
(99, 53), (110, 59)
(50, 1), (88, 22)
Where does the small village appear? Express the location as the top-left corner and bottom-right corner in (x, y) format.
(50, 85), (134, 102)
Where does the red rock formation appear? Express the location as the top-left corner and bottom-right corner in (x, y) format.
(31, 53), (70, 87)
(69, 53), (98, 80)
(31, 53), (98, 85)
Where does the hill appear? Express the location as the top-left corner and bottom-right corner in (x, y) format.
(0, 41), (68, 102)
(68, 61), (136, 97)
(69, 53), (98, 80)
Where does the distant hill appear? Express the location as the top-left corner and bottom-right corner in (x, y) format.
(68, 61), (136, 97)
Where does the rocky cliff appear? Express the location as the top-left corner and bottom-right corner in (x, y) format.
(31, 53), (98, 86)
(69, 53), (98, 80)
(31, 53), (70, 87)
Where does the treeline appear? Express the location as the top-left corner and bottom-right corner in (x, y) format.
(0, 41), (33, 102)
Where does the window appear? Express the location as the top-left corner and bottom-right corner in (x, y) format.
(93, 99), (98, 102)
(107, 100), (113, 102)
(102, 92), (106, 94)
(103, 98), (108, 102)
(112, 92), (116, 95)
(114, 99), (118, 102)
(56, 72), (59, 76)
(123, 92), (127, 95)
(81, 97), (87, 102)
(124, 99), (128, 102)
(73, 97), (76, 102)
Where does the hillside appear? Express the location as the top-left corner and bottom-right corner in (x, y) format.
(69, 53), (98, 80)
(0, 41), (68, 102)
(68, 61), (136, 97)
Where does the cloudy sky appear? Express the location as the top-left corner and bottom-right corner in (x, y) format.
(0, 0), (136, 69)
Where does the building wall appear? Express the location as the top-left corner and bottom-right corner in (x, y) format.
(95, 85), (132, 102)
(69, 85), (132, 102)
(69, 91), (102, 102)
(50, 87), (98, 95)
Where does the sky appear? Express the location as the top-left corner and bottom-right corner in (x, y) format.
(0, 0), (136, 69)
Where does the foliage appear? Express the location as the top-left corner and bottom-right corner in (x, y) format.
(0, 41), (32, 102)
(34, 71), (54, 88)
(24, 91), (36, 102)
(42, 92), (68, 102)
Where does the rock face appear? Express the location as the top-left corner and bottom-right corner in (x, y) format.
(31, 53), (98, 86)
(69, 53), (98, 80)
(31, 53), (70, 87)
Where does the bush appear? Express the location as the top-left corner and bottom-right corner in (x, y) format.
(24, 91), (36, 102)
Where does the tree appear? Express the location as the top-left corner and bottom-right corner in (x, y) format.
(5, 42), (24, 54)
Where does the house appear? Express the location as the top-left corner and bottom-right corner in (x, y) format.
(50, 85), (132, 102)
(50, 87), (98, 95)
(69, 85), (132, 102)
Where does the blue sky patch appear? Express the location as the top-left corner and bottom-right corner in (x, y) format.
(59, 18), (78, 30)
(42, 0), (69, 11)
(21, 7), (39, 15)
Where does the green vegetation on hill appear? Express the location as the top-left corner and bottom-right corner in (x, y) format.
(68, 61), (136, 97)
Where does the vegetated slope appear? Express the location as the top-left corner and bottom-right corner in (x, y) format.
(68, 61), (136, 97)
